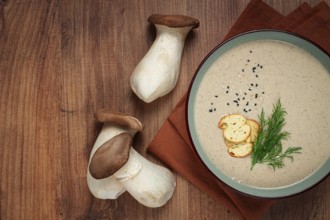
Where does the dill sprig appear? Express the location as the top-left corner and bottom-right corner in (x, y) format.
(251, 99), (302, 170)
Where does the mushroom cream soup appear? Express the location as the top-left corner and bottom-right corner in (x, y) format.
(193, 40), (330, 188)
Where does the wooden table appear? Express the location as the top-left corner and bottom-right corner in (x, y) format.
(1, 0), (329, 219)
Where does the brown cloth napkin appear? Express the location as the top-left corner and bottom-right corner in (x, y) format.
(147, 0), (330, 219)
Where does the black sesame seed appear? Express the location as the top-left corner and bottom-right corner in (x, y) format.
(226, 91), (229, 94)
(256, 75), (259, 78)
(262, 91), (265, 94)
(248, 88), (252, 91)
(211, 102), (213, 105)
(247, 59), (250, 62)
(242, 69), (245, 72)
(260, 65), (263, 68)
(254, 103), (257, 106)
(237, 103), (239, 107)
(238, 98), (240, 101)
(227, 103), (230, 106)
(209, 109), (213, 112)
(255, 94), (258, 98)
(242, 97), (245, 100)
(236, 93), (239, 96)
(256, 83), (258, 87)
(249, 109), (251, 112)
(251, 83), (254, 86)
(214, 108), (216, 111)
(227, 86), (230, 89)
(246, 102), (249, 106)
(244, 92), (247, 95)
(233, 100), (238, 103)
(215, 95), (218, 98)
(250, 50), (252, 53)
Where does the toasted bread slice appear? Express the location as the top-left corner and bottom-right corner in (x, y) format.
(223, 124), (251, 143)
(228, 142), (253, 158)
(218, 114), (246, 130)
(224, 138), (236, 147)
(224, 137), (251, 147)
(246, 119), (260, 143)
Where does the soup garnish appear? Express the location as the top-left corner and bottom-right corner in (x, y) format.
(251, 99), (302, 170)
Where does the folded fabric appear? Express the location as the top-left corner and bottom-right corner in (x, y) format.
(147, 0), (330, 219)
(274, 2), (312, 29)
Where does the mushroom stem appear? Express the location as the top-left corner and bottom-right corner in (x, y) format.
(114, 148), (176, 208)
(130, 14), (199, 103)
(87, 123), (131, 199)
(87, 111), (176, 207)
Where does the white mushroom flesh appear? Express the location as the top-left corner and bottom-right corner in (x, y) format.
(114, 148), (176, 208)
(87, 117), (176, 207)
(130, 25), (193, 103)
(87, 123), (136, 199)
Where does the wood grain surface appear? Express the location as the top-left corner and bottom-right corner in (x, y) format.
(0, 0), (329, 219)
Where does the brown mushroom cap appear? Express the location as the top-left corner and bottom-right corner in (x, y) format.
(89, 132), (132, 179)
(94, 109), (144, 131)
(148, 14), (199, 29)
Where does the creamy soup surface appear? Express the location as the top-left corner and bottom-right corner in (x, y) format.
(193, 39), (330, 188)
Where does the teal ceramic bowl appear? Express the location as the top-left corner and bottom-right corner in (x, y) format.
(187, 30), (330, 198)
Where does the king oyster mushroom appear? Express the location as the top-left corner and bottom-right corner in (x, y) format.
(130, 14), (199, 103)
(87, 109), (176, 207)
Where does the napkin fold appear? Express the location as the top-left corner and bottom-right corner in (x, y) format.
(147, 0), (330, 219)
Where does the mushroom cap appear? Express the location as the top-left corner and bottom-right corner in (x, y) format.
(89, 132), (132, 179)
(94, 109), (144, 131)
(148, 14), (199, 29)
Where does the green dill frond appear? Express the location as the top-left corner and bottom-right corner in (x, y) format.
(250, 99), (302, 170)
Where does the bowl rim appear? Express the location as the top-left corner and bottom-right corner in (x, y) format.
(185, 29), (330, 198)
